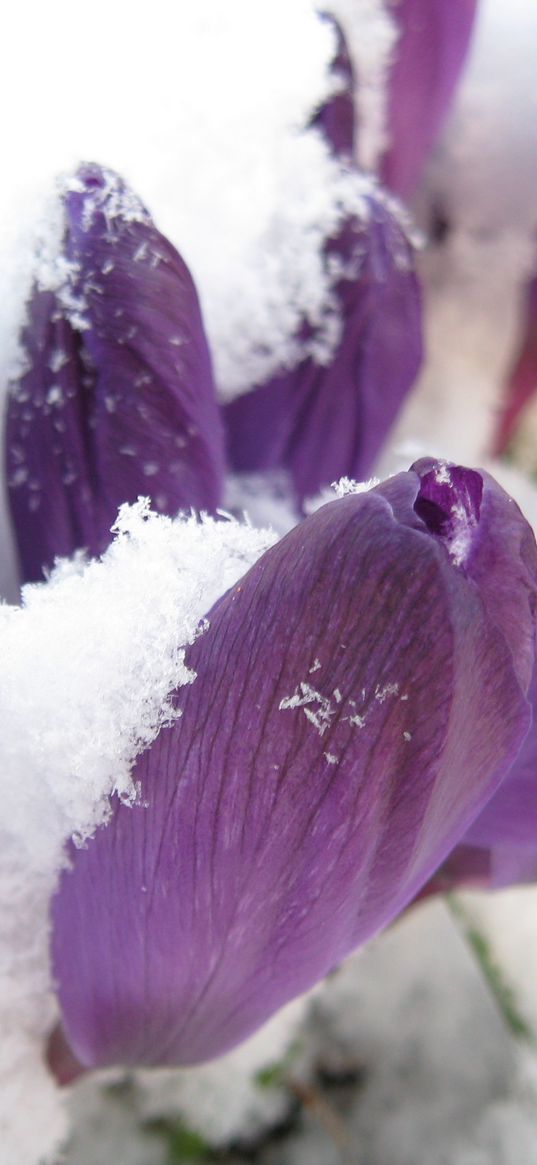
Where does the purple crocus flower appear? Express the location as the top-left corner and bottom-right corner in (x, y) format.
(51, 460), (537, 1070)
(6, 164), (225, 582)
(312, 15), (355, 158)
(380, 0), (479, 199)
(223, 201), (422, 505)
(494, 271), (537, 457)
(221, 20), (422, 508)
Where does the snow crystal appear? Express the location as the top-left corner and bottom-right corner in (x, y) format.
(279, 682), (336, 737)
(375, 681), (399, 703)
(434, 462), (452, 485)
(0, 502), (274, 1165)
(333, 476), (381, 498)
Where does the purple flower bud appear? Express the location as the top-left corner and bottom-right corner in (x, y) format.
(311, 15), (355, 158)
(6, 164), (225, 582)
(494, 272), (537, 456)
(223, 193), (422, 505)
(51, 462), (537, 1069)
(380, 0), (479, 199)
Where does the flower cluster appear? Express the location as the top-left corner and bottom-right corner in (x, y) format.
(2, 3), (537, 1163)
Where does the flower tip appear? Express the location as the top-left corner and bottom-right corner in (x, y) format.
(311, 14), (355, 157)
(412, 460), (483, 557)
(408, 457), (537, 693)
(6, 160), (225, 582)
(73, 161), (108, 190)
(62, 160), (150, 236)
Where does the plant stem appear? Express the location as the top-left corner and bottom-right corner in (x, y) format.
(446, 893), (534, 1043)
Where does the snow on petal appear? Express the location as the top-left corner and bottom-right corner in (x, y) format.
(6, 163), (225, 583)
(52, 463), (536, 1069)
(0, 505), (274, 1165)
(223, 185), (422, 505)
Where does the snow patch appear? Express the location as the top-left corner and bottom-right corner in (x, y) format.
(0, 501), (274, 1165)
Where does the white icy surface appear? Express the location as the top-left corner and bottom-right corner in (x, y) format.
(0, 504), (274, 1165)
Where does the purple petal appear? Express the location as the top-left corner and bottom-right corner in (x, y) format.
(455, 664), (537, 866)
(51, 463), (536, 1069)
(411, 458), (537, 690)
(494, 272), (537, 455)
(311, 16), (355, 157)
(421, 844), (493, 895)
(413, 463), (537, 894)
(380, 0), (479, 198)
(6, 164), (225, 582)
(223, 195), (422, 504)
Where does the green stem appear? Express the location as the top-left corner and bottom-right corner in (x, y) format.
(446, 893), (534, 1043)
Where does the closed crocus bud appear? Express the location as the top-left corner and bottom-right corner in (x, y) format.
(6, 163), (225, 583)
(311, 15), (355, 158)
(223, 192), (422, 506)
(380, 0), (479, 199)
(494, 272), (537, 457)
(52, 461), (537, 1069)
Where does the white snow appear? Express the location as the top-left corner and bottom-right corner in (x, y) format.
(0, 1), (377, 415)
(0, 503), (275, 1165)
(279, 682), (336, 737)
